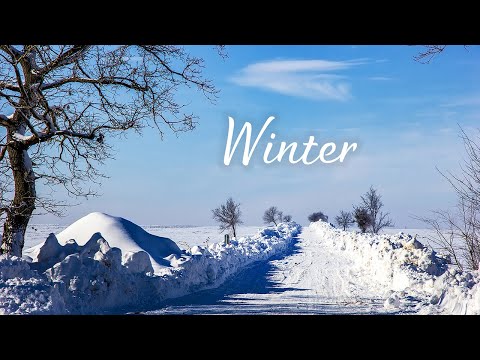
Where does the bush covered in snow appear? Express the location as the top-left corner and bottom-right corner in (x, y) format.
(308, 211), (328, 223)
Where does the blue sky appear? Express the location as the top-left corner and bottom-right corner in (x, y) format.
(36, 45), (480, 228)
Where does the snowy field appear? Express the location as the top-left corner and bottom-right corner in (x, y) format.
(24, 224), (263, 251)
(24, 225), (437, 254)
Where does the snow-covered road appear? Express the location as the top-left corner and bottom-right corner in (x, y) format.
(146, 227), (392, 314)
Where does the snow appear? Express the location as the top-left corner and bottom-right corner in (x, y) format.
(1, 212), (300, 314)
(0, 256), (65, 315)
(147, 222), (480, 315)
(3, 214), (480, 315)
(12, 132), (34, 142)
(310, 222), (480, 314)
(148, 225), (390, 314)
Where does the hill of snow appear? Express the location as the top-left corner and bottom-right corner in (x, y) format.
(26, 212), (182, 274)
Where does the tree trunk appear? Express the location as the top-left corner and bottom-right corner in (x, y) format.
(232, 225), (237, 239)
(0, 131), (36, 256)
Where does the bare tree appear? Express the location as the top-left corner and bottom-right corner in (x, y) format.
(353, 207), (372, 233)
(415, 198), (480, 271)
(282, 214), (292, 222)
(308, 211), (328, 223)
(358, 186), (393, 234)
(335, 210), (355, 231)
(212, 197), (243, 238)
(0, 45), (221, 256)
(417, 127), (480, 270)
(263, 206), (282, 226)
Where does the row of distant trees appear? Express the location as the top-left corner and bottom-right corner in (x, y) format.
(308, 186), (393, 234)
(211, 199), (292, 238)
(211, 186), (392, 238)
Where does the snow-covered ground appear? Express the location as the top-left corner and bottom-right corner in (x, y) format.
(2, 217), (479, 315)
(147, 226), (391, 314)
(24, 224), (262, 250)
(148, 223), (480, 314)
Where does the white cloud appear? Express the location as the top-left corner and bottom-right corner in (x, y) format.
(230, 59), (368, 101)
(368, 76), (393, 81)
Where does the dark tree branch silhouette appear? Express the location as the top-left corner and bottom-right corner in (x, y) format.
(413, 45), (472, 63)
(413, 45), (447, 63)
(0, 45), (221, 255)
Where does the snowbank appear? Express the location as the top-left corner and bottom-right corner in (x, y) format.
(0, 256), (65, 314)
(1, 213), (300, 314)
(310, 221), (480, 314)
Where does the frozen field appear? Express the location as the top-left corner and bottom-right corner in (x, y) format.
(24, 224), (263, 251)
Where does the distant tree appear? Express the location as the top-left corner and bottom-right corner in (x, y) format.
(263, 206), (289, 226)
(308, 211), (328, 223)
(263, 206), (283, 226)
(353, 207), (372, 233)
(212, 197), (243, 238)
(358, 186), (393, 234)
(335, 211), (355, 231)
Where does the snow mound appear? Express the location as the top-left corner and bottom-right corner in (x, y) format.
(310, 221), (480, 314)
(3, 215), (300, 314)
(28, 212), (181, 274)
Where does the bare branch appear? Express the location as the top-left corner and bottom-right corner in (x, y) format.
(413, 45), (447, 64)
(36, 45), (90, 76)
(41, 76), (148, 91)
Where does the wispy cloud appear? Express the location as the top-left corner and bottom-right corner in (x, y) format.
(368, 76), (393, 81)
(230, 59), (368, 101)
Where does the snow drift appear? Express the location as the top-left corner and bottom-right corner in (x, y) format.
(310, 221), (480, 314)
(0, 256), (65, 315)
(1, 213), (300, 314)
